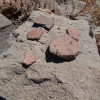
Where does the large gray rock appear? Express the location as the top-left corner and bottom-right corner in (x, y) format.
(0, 14), (12, 29)
(0, 11), (100, 100)
(0, 14), (15, 55)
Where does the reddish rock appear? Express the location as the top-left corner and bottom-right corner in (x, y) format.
(67, 27), (80, 41)
(33, 15), (54, 30)
(49, 34), (80, 60)
(27, 28), (43, 40)
(95, 34), (100, 42)
(23, 52), (36, 66)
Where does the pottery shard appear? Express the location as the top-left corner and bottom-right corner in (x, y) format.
(49, 34), (80, 60)
(67, 27), (80, 41)
(95, 34), (100, 42)
(23, 52), (36, 66)
(33, 15), (54, 30)
(27, 28), (43, 40)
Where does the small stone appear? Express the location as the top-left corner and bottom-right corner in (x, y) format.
(67, 27), (80, 41)
(12, 32), (19, 38)
(49, 34), (80, 60)
(27, 28), (43, 40)
(23, 52), (36, 66)
(33, 15), (54, 30)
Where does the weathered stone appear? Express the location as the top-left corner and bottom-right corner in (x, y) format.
(54, 8), (62, 16)
(0, 14), (15, 55)
(67, 27), (80, 41)
(33, 15), (54, 30)
(74, 14), (93, 23)
(49, 34), (80, 60)
(23, 51), (36, 66)
(0, 13), (12, 29)
(27, 28), (43, 40)
(1, 11), (100, 100)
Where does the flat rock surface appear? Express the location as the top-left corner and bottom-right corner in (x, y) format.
(49, 34), (80, 60)
(0, 14), (15, 55)
(0, 13), (12, 29)
(0, 11), (100, 100)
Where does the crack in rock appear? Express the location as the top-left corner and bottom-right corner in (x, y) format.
(30, 78), (51, 84)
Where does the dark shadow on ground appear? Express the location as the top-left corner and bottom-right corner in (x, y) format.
(32, 23), (50, 31)
(89, 27), (94, 38)
(0, 96), (6, 100)
(22, 64), (29, 69)
(45, 47), (75, 63)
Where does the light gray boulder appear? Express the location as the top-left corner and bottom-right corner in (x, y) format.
(0, 14), (12, 29)
(0, 11), (100, 100)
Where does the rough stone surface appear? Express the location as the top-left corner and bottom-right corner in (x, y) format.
(54, 8), (62, 16)
(0, 13), (12, 29)
(74, 14), (93, 23)
(93, 27), (100, 34)
(33, 15), (54, 30)
(23, 51), (36, 66)
(67, 27), (80, 41)
(49, 34), (80, 59)
(0, 11), (100, 100)
(27, 28), (43, 40)
(0, 14), (15, 55)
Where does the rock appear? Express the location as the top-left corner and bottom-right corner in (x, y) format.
(33, 15), (54, 30)
(74, 14), (93, 23)
(27, 28), (43, 40)
(67, 27), (80, 41)
(0, 11), (100, 100)
(12, 32), (19, 38)
(0, 14), (15, 55)
(0, 13), (12, 29)
(23, 51), (36, 66)
(49, 34), (80, 60)
(54, 8), (62, 16)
